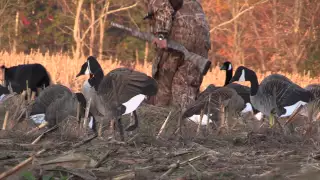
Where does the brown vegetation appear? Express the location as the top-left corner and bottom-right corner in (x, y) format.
(0, 51), (319, 92)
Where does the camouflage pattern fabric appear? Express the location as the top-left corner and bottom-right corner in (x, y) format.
(148, 0), (211, 109)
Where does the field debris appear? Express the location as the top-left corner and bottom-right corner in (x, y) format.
(0, 100), (320, 179)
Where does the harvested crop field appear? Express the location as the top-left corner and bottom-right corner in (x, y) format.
(0, 94), (320, 180)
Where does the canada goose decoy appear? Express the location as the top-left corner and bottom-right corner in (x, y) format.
(197, 62), (254, 115)
(220, 61), (259, 114)
(30, 84), (96, 131)
(91, 67), (158, 141)
(30, 84), (72, 115)
(76, 57), (145, 136)
(45, 91), (96, 131)
(190, 61), (256, 126)
(0, 63), (51, 96)
(76, 56), (105, 120)
(230, 66), (314, 128)
(196, 84), (219, 101)
(303, 84), (320, 120)
(182, 86), (251, 134)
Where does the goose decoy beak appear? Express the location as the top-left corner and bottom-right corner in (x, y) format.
(220, 65), (227, 70)
(76, 73), (82, 78)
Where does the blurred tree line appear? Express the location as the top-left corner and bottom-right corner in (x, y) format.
(0, 0), (320, 76)
(0, 0), (149, 64)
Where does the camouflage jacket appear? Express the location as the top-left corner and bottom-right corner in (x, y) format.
(147, 0), (211, 57)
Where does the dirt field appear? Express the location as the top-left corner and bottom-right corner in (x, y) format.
(0, 97), (320, 180)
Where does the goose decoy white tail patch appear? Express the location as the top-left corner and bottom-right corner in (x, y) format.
(230, 66), (314, 128)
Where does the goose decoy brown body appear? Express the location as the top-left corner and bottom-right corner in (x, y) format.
(182, 86), (249, 133)
(93, 67), (158, 141)
(230, 66), (314, 127)
(30, 84), (95, 131)
(30, 84), (72, 115)
(188, 61), (256, 126)
(76, 56), (158, 141)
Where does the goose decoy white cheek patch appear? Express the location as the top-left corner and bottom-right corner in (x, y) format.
(239, 69), (246, 82)
(228, 64), (232, 71)
(85, 66), (90, 75)
(85, 60), (91, 75)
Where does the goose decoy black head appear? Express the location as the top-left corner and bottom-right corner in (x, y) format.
(230, 66), (255, 83)
(76, 61), (89, 77)
(220, 61), (232, 71)
(76, 56), (102, 77)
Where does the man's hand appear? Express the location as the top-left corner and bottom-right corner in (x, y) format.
(152, 38), (168, 49)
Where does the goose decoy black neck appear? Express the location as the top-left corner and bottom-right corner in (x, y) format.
(75, 92), (87, 110)
(220, 61), (233, 86)
(88, 69), (104, 91)
(230, 66), (259, 96)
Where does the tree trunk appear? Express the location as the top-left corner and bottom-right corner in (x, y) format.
(231, 0), (241, 64)
(13, 0), (20, 53)
(73, 0), (84, 59)
(99, 0), (110, 61)
(292, 0), (303, 73)
(89, 0), (95, 55)
(272, 0), (278, 50)
(144, 42), (149, 64)
(252, 11), (266, 72)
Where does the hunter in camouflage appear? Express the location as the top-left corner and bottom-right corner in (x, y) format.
(146, 0), (211, 110)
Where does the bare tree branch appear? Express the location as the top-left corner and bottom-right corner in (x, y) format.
(80, 2), (138, 41)
(210, 0), (269, 33)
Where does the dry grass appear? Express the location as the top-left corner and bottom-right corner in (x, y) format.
(0, 52), (320, 179)
(0, 50), (319, 93)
